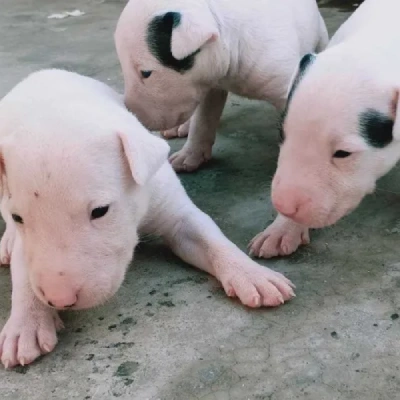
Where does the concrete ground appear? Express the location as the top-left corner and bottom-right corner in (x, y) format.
(1, 1), (399, 399)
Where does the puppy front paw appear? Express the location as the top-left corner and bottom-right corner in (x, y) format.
(0, 307), (63, 368)
(160, 119), (190, 139)
(219, 262), (295, 308)
(169, 144), (212, 172)
(249, 216), (310, 258)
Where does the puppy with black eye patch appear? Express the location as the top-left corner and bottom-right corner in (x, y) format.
(0, 69), (295, 369)
(114, 0), (328, 171)
(250, 0), (400, 259)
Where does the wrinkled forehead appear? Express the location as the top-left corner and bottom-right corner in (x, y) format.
(282, 102), (353, 148)
(4, 136), (128, 206)
(283, 77), (393, 148)
(286, 79), (356, 130)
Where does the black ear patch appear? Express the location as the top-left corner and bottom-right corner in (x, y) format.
(359, 109), (394, 148)
(279, 53), (317, 142)
(146, 12), (199, 73)
(287, 54), (317, 105)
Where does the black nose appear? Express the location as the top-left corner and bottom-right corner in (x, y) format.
(48, 300), (76, 308)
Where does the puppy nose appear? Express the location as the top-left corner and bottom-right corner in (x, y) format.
(272, 187), (311, 219)
(273, 200), (300, 218)
(274, 202), (299, 218)
(40, 288), (78, 309)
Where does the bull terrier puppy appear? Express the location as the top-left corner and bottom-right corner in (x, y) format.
(114, 0), (328, 173)
(0, 70), (294, 368)
(252, 0), (400, 257)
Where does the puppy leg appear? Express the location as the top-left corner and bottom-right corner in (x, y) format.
(169, 88), (228, 172)
(0, 235), (63, 368)
(161, 205), (295, 308)
(249, 214), (310, 259)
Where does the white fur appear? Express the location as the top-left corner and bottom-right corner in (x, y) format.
(0, 70), (295, 368)
(250, 0), (400, 258)
(115, 0), (328, 171)
(169, 4), (219, 60)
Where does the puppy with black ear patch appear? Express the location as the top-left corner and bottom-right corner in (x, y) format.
(250, 0), (400, 258)
(114, 0), (328, 171)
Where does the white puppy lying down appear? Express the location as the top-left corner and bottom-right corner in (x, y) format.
(253, 0), (400, 256)
(0, 70), (294, 368)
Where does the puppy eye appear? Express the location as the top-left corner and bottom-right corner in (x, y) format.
(333, 150), (352, 158)
(12, 213), (23, 224)
(91, 205), (110, 220)
(141, 70), (152, 79)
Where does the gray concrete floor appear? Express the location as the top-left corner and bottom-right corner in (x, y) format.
(1, 1), (399, 399)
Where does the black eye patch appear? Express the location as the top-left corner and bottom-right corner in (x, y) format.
(146, 12), (199, 73)
(359, 108), (394, 148)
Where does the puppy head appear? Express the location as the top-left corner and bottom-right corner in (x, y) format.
(115, 0), (221, 130)
(0, 109), (169, 310)
(272, 52), (400, 228)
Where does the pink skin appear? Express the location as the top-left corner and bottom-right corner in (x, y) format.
(115, 0), (217, 133)
(270, 83), (396, 230)
(3, 135), (141, 311)
(250, 57), (400, 258)
(0, 69), (296, 368)
(0, 235), (63, 368)
(249, 215), (310, 259)
(249, 110), (377, 258)
(248, 132), (371, 258)
(115, 0), (328, 172)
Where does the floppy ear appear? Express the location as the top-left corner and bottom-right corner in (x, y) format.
(286, 53), (317, 102)
(279, 54), (317, 141)
(169, 8), (219, 60)
(118, 122), (170, 186)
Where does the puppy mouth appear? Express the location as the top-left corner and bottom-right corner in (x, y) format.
(300, 204), (359, 229)
(32, 284), (118, 311)
(288, 209), (337, 229)
(290, 216), (330, 229)
(63, 293), (113, 311)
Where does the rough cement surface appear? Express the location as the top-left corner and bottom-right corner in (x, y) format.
(1, 1), (399, 399)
